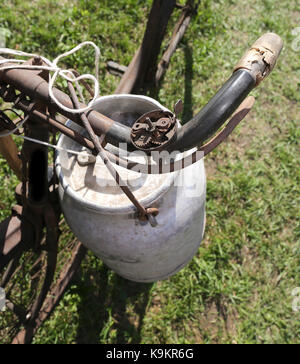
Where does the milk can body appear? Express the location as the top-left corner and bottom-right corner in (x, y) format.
(55, 95), (206, 282)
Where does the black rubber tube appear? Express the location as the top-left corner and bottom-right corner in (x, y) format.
(168, 69), (256, 152)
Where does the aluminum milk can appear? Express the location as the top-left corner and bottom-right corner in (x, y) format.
(55, 94), (206, 282)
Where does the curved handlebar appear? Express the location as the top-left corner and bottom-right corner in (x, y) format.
(169, 33), (283, 151)
(0, 33), (282, 152)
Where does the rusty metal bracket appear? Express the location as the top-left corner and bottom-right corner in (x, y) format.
(199, 96), (255, 155)
(131, 109), (178, 151)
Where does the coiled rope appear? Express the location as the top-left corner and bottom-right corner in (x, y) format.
(0, 41), (100, 115)
(0, 42), (101, 157)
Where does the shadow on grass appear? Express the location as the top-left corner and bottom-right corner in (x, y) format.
(75, 263), (153, 344)
(75, 43), (195, 344)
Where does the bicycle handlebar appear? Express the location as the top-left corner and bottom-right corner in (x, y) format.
(169, 32), (283, 151)
(0, 33), (283, 152)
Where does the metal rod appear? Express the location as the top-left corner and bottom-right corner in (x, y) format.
(0, 58), (132, 147)
(13, 99), (140, 171)
(67, 81), (149, 218)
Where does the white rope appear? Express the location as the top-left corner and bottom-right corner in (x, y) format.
(17, 134), (89, 157)
(0, 41), (100, 115)
(0, 42), (101, 158)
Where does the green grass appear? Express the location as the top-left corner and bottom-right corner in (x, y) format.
(0, 0), (299, 343)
